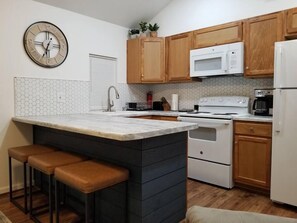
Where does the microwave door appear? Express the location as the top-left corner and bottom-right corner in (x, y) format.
(191, 52), (227, 77)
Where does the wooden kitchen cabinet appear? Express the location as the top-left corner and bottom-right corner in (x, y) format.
(233, 121), (272, 191)
(285, 7), (297, 38)
(193, 21), (243, 49)
(244, 12), (284, 78)
(166, 32), (193, 82)
(127, 37), (165, 84)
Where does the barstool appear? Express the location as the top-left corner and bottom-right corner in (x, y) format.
(8, 145), (57, 213)
(54, 160), (129, 223)
(28, 151), (87, 223)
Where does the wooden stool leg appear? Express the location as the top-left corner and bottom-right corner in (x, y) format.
(24, 162), (28, 213)
(55, 180), (60, 223)
(49, 175), (53, 223)
(85, 193), (92, 223)
(29, 166), (33, 217)
(93, 193), (96, 222)
(125, 181), (128, 223)
(62, 184), (66, 205)
(40, 172), (44, 192)
(9, 156), (12, 201)
(8, 157), (29, 214)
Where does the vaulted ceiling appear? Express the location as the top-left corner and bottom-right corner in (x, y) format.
(33, 0), (173, 28)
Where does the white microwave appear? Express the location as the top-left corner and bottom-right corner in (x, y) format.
(190, 42), (244, 78)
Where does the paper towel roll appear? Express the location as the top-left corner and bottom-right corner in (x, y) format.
(171, 94), (179, 111)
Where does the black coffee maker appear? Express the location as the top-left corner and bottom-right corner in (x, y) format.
(252, 89), (273, 116)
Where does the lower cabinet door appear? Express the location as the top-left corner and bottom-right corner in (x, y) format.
(233, 135), (271, 189)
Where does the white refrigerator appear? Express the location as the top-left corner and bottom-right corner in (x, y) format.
(271, 39), (297, 206)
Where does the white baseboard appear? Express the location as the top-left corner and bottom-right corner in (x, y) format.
(0, 182), (24, 195)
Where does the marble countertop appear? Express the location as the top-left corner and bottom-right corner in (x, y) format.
(13, 113), (198, 141)
(87, 110), (183, 117)
(95, 110), (273, 123)
(13, 110), (272, 141)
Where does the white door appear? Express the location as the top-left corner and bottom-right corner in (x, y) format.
(271, 89), (297, 206)
(274, 40), (297, 88)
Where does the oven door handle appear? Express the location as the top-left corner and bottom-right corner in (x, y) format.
(178, 116), (231, 128)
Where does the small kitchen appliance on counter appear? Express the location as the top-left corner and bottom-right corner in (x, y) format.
(252, 88), (273, 116)
(153, 101), (163, 111)
(125, 102), (152, 111)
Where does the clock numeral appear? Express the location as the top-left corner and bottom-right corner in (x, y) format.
(31, 50), (41, 60)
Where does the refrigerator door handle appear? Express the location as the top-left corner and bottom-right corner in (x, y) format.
(274, 89), (282, 133)
(274, 44), (283, 88)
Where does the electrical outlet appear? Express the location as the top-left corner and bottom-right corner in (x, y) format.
(57, 91), (66, 103)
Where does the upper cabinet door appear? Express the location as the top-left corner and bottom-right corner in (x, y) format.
(244, 12), (284, 78)
(193, 21), (243, 49)
(127, 37), (165, 84)
(166, 32), (193, 82)
(285, 7), (297, 37)
(127, 38), (141, 83)
(141, 38), (165, 83)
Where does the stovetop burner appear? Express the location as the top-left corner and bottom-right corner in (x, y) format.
(187, 111), (211, 114)
(212, 112), (238, 115)
(180, 96), (249, 120)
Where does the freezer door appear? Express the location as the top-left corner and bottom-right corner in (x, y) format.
(274, 40), (297, 88)
(271, 89), (297, 206)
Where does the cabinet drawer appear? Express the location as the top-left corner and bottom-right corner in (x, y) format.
(130, 115), (178, 121)
(234, 121), (272, 137)
(153, 116), (178, 121)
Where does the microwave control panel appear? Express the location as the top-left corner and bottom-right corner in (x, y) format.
(227, 46), (243, 74)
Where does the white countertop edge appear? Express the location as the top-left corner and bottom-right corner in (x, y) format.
(233, 115), (272, 123)
(12, 115), (198, 141)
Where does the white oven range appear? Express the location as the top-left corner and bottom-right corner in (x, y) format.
(178, 96), (249, 189)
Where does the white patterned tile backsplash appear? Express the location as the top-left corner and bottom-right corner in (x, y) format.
(14, 76), (273, 116)
(150, 77), (273, 110)
(14, 77), (149, 116)
(116, 83), (150, 109)
(14, 77), (90, 116)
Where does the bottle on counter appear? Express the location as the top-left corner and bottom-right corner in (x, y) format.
(147, 91), (153, 109)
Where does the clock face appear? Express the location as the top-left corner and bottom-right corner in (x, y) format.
(23, 21), (68, 68)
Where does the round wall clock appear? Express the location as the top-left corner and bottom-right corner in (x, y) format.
(23, 21), (68, 68)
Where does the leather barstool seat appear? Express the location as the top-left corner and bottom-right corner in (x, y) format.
(54, 160), (129, 223)
(8, 145), (57, 213)
(28, 151), (87, 223)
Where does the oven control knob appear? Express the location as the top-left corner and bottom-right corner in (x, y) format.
(200, 151), (203, 155)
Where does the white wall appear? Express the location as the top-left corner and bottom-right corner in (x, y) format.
(0, 0), (128, 193)
(151, 0), (297, 36)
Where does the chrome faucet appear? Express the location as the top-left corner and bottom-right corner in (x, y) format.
(106, 85), (120, 112)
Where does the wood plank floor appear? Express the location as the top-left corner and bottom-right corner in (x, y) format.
(1, 179), (297, 222)
(187, 179), (297, 219)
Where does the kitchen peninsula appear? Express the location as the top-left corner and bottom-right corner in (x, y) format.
(13, 113), (198, 223)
